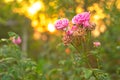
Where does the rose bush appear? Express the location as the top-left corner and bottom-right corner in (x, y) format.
(54, 12), (111, 80)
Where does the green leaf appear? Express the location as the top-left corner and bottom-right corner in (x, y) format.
(83, 68), (93, 79)
(58, 60), (66, 65)
(93, 69), (111, 80)
(8, 32), (18, 37)
(2, 75), (12, 80)
(48, 68), (62, 75)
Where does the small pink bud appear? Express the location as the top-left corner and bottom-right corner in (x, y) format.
(66, 26), (78, 36)
(12, 36), (22, 45)
(93, 42), (101, 47)
(71, 26), (77, 30)
(66, 30), (73, 35)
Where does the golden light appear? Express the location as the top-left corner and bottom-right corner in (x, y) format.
(100, 25), (106, 33)
(33, 31), (41, 40)
(28, 1), (43, 15)
(39, 14), (46, 25)
(47, 23), (55, 33)
(31, 20), (39, 27)
(76, 6), (83, 14)
(49, 1), (55, 7)
(88, 3), (106, 21)
(92, 30), (100, 37)
(116, 0), (120, 9)
(17, 0), (23, 3)
(4, 0), (14, 3)
(94, 15), (100, 20)
(36, 27), (44, 32)
(87, 3), (107, 37)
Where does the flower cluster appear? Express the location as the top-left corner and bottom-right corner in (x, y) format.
(55, 12), (100, 52)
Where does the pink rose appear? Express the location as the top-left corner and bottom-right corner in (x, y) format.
(72, 15), (82, 24)
(83, 21), (90, 27)
(12, 36), (22, 45)
(72, 12), (90, 27)
(93, 42), (101, 47)
(55, 18), (69, 30)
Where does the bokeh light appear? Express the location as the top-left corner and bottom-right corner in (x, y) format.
(28, 1), (43, 15)
(9, 0), (108, 38)
(4, 0), (14, 3)
(47, 23), (55, 33)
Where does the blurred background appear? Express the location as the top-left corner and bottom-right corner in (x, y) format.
(0, 0), (120, 79)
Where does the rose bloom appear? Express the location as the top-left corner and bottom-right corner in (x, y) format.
(72, 12), (90, 27)
(55, 18), (69, 30)
(12, 36), (22, 45)
(93, 42), (101, 47)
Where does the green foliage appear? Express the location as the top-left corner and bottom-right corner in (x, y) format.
(0, 36), (40, 80)
(93, 69), (111, 80)
(83, 68), (93, 79)
(8, 32), (19, 38)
